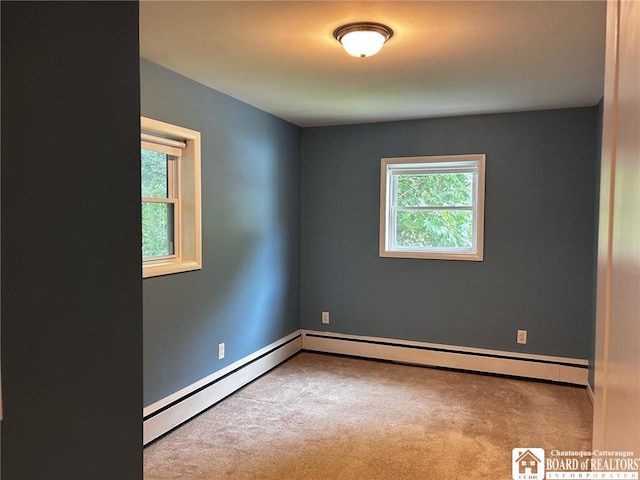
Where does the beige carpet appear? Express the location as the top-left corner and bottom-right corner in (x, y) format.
(144, 352), (592, 479)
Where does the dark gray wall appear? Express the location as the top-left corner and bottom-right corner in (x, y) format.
(2, 2), (142, 478)
(301, 108), (598, 359)
(140, 60), (301, 406)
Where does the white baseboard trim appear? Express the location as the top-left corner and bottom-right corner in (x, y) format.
(143, 330), (302, 445)
(144, 329), (590, 444)
(302, 330), (589, 386)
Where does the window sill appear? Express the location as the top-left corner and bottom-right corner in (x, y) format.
(143, 260), (202, 278)
(379, 250), (484, 261)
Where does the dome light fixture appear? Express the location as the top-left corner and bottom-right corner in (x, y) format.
(333, 22), (393, 58)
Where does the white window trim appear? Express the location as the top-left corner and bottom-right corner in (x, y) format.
(379, 154), (486, 261)
(141, 116), (202, 278)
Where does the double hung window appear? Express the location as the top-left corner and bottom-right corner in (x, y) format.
(380, 154), (486, 261)
(141, 135), (182, 261)
(141, 117), (202, 278)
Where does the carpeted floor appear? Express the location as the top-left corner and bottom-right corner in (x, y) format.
(144, 352), (592, 479)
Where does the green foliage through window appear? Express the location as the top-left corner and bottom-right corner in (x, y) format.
(394, 172), (474, 249)
(142, 202), (174, 259)
(396, 209), (472, 248)
(396, 173), (472, 207)
(381, 155), (485, 260)
(141, 148), (176, 259)
(141, 149), (169, 198)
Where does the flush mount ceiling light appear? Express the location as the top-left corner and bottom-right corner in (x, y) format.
(333, 22), (393, 58)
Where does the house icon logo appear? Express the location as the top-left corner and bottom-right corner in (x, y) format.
(512, 448), (545, 480)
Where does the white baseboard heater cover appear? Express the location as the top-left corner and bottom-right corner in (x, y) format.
(143, 331), (302, 445)
(302, 330), (588, 386)
(143, 329), (589, 445)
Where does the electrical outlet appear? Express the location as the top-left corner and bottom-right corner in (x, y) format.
(517, 330), (527, 345)
(218, 342), (225, 360)
(322, 311), (330, 324)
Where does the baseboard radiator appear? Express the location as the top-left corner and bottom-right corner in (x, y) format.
(302, 330), (588, 386)
(144, 329), (589, 444)
(143, 331), (302, 445)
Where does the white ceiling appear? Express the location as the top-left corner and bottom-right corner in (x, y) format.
(139, 1), (606, 127)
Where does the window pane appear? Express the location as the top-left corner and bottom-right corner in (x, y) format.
(395, 173), (473, 207)
(142, 202), (175, 259)
(141, 148), (169, 198)
(395, 210), (473, 249)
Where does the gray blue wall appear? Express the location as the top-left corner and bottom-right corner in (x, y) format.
(2, 2), (142, 478)
(141, 58), (599, 407)
(301, 108), (599, 359)
(141, 60), (301, 406)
